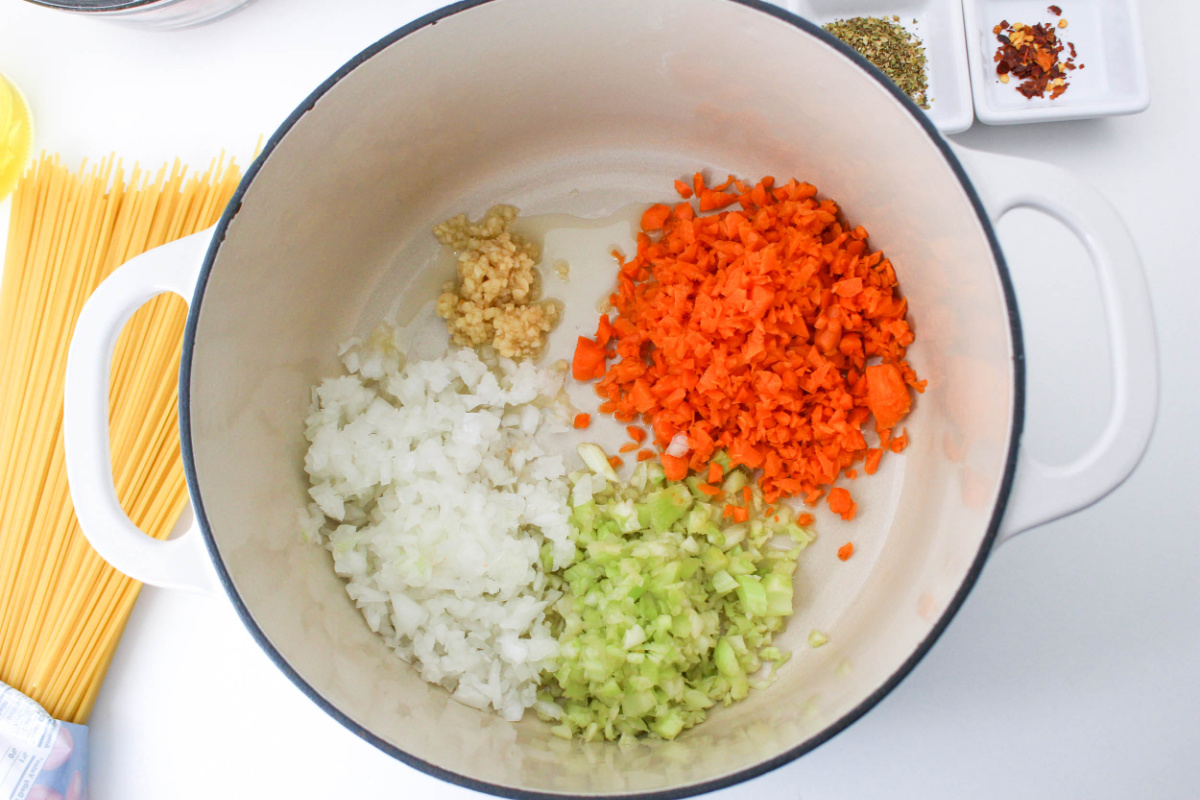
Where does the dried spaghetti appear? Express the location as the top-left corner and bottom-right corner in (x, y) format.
(0, 152), (241, 723)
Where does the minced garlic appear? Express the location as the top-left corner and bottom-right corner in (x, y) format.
(434, 205), (560, 360)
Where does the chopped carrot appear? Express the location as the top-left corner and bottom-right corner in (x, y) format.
(832, 277), (863, 297)
(846, 469), (858, 480)
(707, 461), (723, 483)
(837, 542), (855, 561)
(698, 190), (738, 212)
(571, 336), (607, 381)
(890, 428), (909, 453)
(742, 486), (752, 509)
(797, 513), (815, 527)
(864, 448), (883, 475)
(637, 449), (655, 462)
(661, 453), (689, 481)
(608, 455), (624, 469)
(626, 426), (646, 444)
(596, 315), (614, 347)
(697, 483), (720, 496)
(619, 442), (639, 453)
(584, 174), (920, 511)
(865, 363), (912, 431)
(732, 506), (749, 523)
(827, 487), (857, 521)
(674, 179), (693, 199)
(640, 203), (672, 232)
(573, 413), (591, 429)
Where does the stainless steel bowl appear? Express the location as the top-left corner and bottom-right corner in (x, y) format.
(23, 0), (255, 29)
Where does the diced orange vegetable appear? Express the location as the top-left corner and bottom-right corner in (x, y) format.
(637, 449), (655, 462)
(640, 203), (672, 232)
(596, 315), (614, 347)
(573, 413), (591, 429)
(865, 363), (912, 431)
(619, 442), (639, 453)
(661, 453), (689, 481)
(837, 542), (855, 561)
(697, 483), (720, 496)
(626, 426), (646, 444)
(827, 487), (857, 521)
(578, 174), (920, 514)
(608, 455), (624, 469)
(572, 336), (608, 381)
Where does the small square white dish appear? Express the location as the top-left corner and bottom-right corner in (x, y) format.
(778, 0), (975, 134)
(962, 0), (1150, 124)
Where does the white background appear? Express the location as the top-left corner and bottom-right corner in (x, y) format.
(1, 1), (1197, 798)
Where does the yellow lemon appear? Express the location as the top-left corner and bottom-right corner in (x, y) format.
(0, 73), (33, 201)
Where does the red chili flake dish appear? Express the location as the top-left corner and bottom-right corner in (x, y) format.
(992, 15), (1080, 100)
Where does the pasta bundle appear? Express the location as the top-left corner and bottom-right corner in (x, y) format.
(0, 153), (241, 723)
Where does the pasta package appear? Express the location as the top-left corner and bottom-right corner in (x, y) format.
(0, 681), (88, 800)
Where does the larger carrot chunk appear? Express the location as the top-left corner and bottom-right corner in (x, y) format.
(865, 363), (912, 431)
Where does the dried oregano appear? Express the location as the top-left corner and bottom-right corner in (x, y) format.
(823, 16), (931, 109)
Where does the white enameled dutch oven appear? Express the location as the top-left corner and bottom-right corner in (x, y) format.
(61, 1), (1158, 796)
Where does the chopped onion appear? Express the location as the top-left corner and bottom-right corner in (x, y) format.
(665, 432), (690, 457)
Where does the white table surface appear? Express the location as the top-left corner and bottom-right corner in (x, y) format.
(1, 2), (1198, 798)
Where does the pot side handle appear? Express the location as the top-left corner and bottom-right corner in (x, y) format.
(953, 146), (1158, 544)
(63, 227), (218, 595)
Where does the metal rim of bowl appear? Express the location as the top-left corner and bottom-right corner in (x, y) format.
(178, 1), (1027, 797)
(24, 0), (164, 11)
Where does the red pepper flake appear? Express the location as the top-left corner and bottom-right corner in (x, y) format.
(992, 12), (1080, 99)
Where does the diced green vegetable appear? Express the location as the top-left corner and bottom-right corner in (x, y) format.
(542, 444), (815, 741)
(577, 442), (618, 481)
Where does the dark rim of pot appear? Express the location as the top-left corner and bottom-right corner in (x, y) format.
(179, 1), (1026, 797)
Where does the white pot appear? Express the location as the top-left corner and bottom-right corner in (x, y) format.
(62, 1), (1158, 796)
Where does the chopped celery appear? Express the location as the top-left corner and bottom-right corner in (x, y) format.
(763, 572), (794, 616)
(735, 575), (768, 616)
(714, 637), (743, 677)
(544, 444), (815, 741)
(711, 569), (739, 595)
(721, 469), (748, 495)
(578, 442), (619, 481)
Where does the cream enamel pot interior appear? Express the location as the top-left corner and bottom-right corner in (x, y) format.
(61, 0), (1158, 797)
